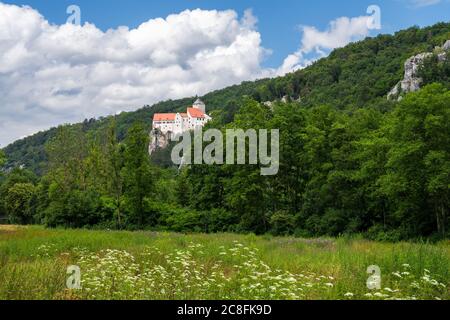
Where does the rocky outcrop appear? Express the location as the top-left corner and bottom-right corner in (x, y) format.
(387, 52), (432, 99)
(388, 40), (449, 100)
(443, 40), (450, 51)
(437, 52), (447, 62)
(149, 128), (170, 155)
(263, 95), (300, 108)
(263, 101), (273, 108)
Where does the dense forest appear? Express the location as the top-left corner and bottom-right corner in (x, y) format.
(1, 22), (449, 240)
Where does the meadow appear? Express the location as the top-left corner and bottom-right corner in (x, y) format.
(0, 225), (448, 300)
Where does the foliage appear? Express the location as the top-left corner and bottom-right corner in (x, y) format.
(0, 167), (37, 222)
(420, 53), (450, 88)
(377, 84), (450, 237)
(181, 85), (449, 239)
(121, 122), (155, 227)
(4, 183), (36, 224)
(0, 150), (5, 168)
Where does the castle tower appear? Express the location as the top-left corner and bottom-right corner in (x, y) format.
(193, 98), (206, 114)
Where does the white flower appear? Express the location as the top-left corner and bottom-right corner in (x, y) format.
(374, 292), (389, 298)
(344, 292), (354, 297)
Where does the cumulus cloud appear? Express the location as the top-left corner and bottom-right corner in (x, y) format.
(276, 15), (375, 75)
(0, 4), (269, 146)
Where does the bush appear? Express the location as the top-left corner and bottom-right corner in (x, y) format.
(269, 211), (296, 236)
(4, 183), (37, 224)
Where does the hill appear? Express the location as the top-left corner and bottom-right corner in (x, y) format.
(3, 22), (450, 175)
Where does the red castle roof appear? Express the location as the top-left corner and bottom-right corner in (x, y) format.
(153, 107), (206, 122)
(187, 107), (205, 118)
(153, 113), (176, 121)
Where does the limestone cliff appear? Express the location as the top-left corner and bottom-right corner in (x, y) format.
(388, 40), (449, 100)
(149, 128), (170, 155)
(443, 40), (450, 51)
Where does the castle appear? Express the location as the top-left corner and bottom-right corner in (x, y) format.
(152, 98), (211, 139)
(149, 98), (212, 154)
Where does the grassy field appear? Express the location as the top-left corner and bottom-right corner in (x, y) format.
(0, 225), (448, 300)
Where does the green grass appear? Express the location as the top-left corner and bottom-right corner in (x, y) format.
(0, 225), (449, 300)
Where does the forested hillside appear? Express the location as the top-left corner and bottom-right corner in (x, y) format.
(1, 22), (449, 240)
(4, 22), (450, 175)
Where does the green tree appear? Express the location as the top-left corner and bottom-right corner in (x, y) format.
(105, 118), (125, 228)
(420, 54), (450, 88)
(0, 150), (5, 167)
(175, 169), (191, 207)
(46, 125), (88, 193)
(378, 84), (450, 237)
(0, 150), (6, 219)
(43, 125), (100, 228)
(0, 168), (38, 222)
(222, 99), (273, 233)
(122, 122), (154, 227)
(4, 183), (36, 224)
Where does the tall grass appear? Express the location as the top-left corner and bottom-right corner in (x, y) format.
(0, 226), (448, 300)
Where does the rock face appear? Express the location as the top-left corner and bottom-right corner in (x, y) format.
(387, 52), (432, 99)
(438, 52), (447, 62)
(443, 40), (450, 51)
(388, 40), (450, 100)
(263, 101), (273, 108)
(149, 128), (170, 155)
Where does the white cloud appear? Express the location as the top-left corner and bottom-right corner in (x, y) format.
(409, 0), (441, 8)
(275, 15), (375, 75)
(0, 4), (269, 146)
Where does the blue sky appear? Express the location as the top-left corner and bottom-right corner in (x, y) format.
(0, 0), (449, 146)
(4, 0), (450, 68)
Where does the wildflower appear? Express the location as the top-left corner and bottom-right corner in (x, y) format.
(344, 292), (354, 298)
(430, 280), (439, 286)
(373, 292), (388, 298)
